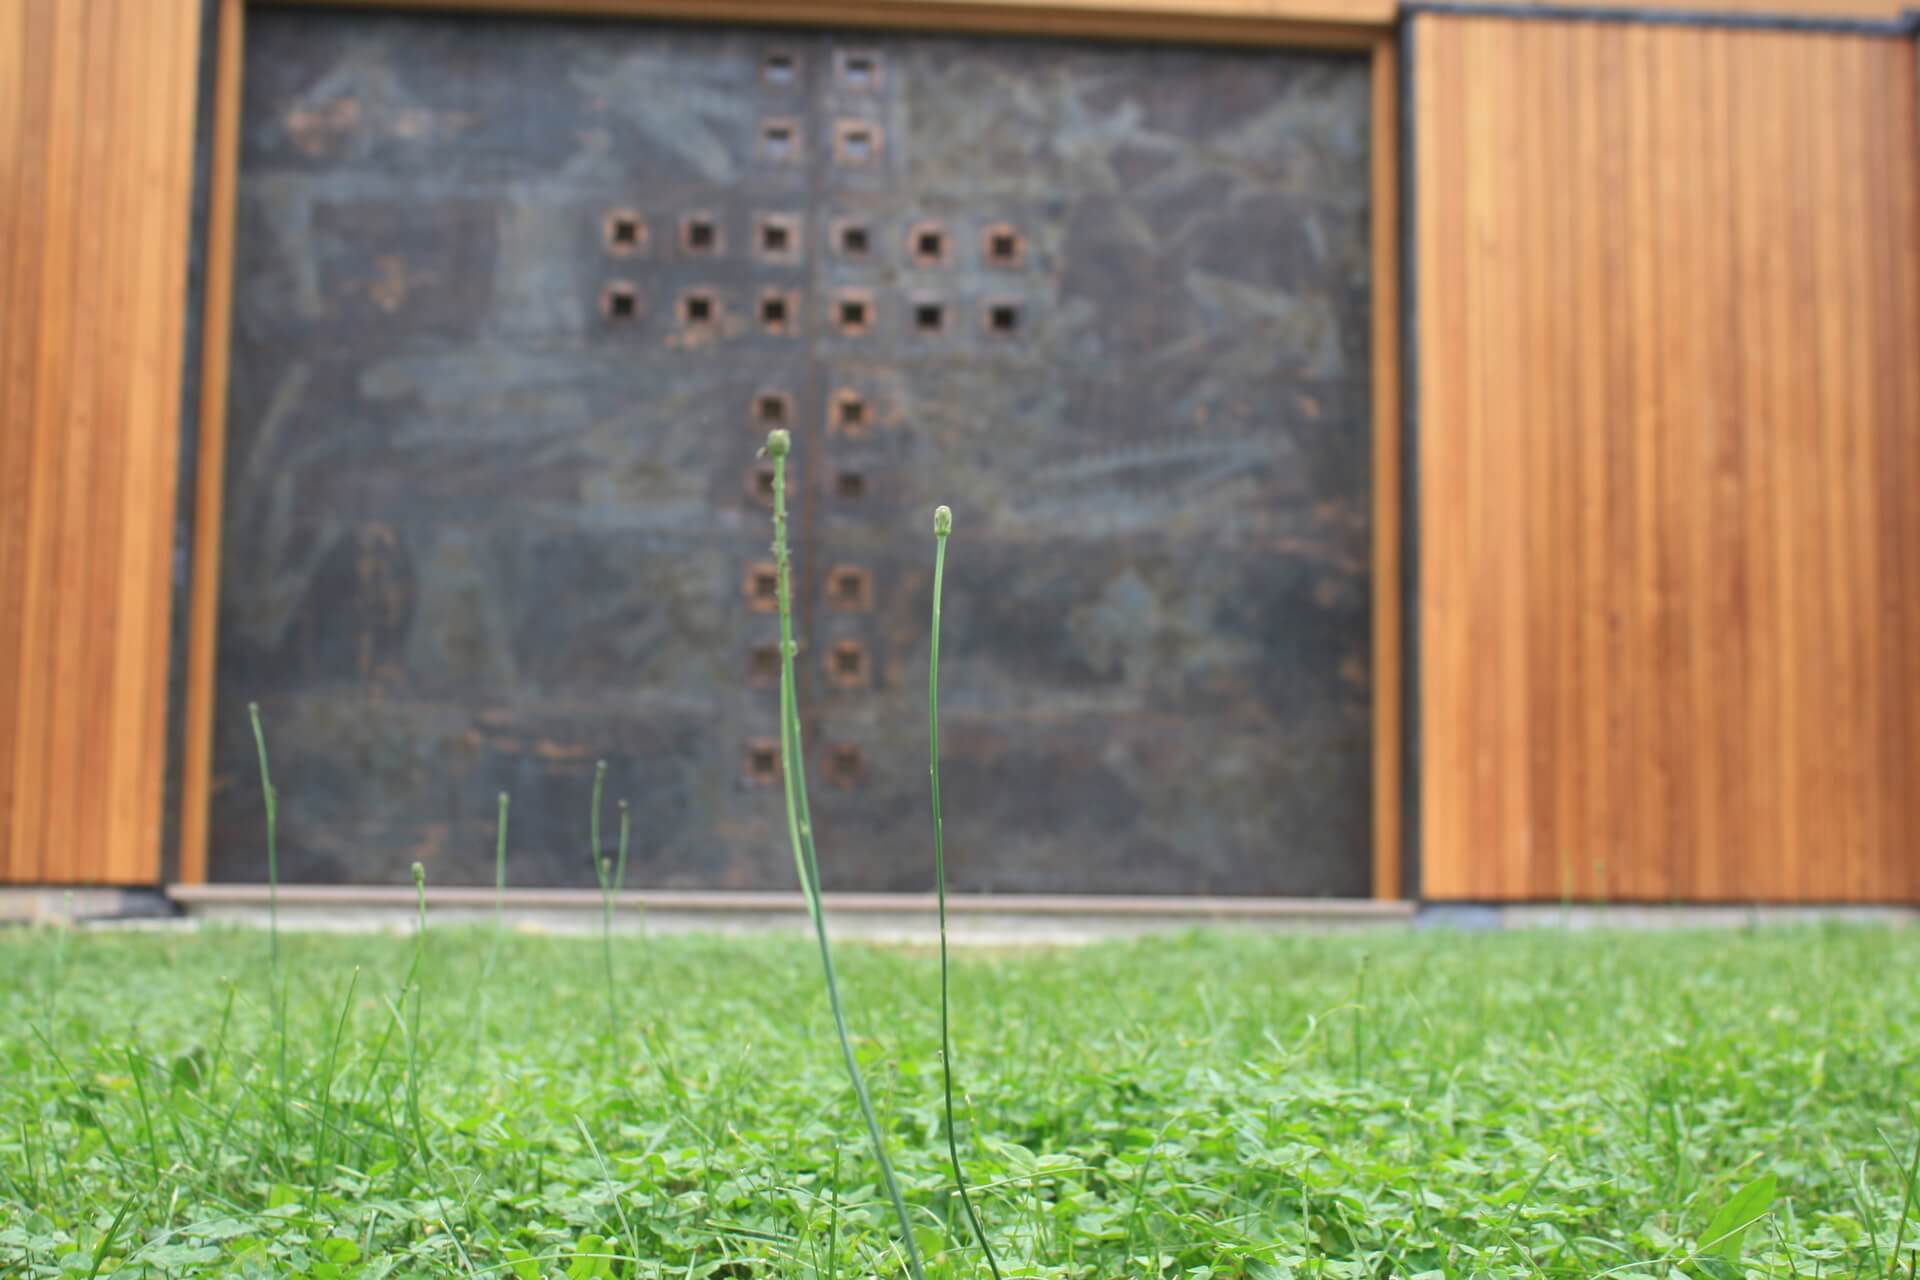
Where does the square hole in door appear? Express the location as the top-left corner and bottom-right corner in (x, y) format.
(745, 460), (789, 506)
(759, 288), (799, 335)
(833, 119), (882, 166)
(759, 117), (802, 163)
(603, 209), (647, 256)
(678, 288), (720, 329)
(748, 642), (782, 687)
(744, 739), (781, 785)
(752, 390), (793, 429)
(912, 298), (947, 335)
(761, 49), (800, 87)
(829, 388), (870, 438)
(909, 220), (949, 267)
(823, 742), (864, 787)
(755, 212), (803, 264)
(743, 561), (780, 612)
(600, 281), (640, 321)
(833, 289), (874, 337)
(836, 49), (882, 90)
(826, 640), (869, 688)
(825, 565), (873, 612)
(832, 218), (873, 258)
(680, 212), (721, 255)
(982, 222), (1026, 268)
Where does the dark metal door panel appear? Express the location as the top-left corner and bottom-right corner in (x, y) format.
(801, 37), (1373, 896)
(213, 12), (802, 886)
(212, 11), (1372, 895)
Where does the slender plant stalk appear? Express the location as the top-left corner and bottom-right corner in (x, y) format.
(614, 798), (631, 897)
(599, 799), (631, 1049)
(928, 505), (1004, 1280)
(247, 703), (280, 961)
(246, 702), (288, 1143)
(405, 861), (430, 1165)
(479, 791), (511, 994)
(124, 1048), (162, 1191)
(589, 759), (608, 891)
(1888, 1119), (1920, 1279)
(310, 966), (360, 1215)
(766, 428), (926, 1280)
(84, 1192), (139, 1280)
(494, 791), (510, 933)
(603, 793), (692, 1106)
(587, 760), (621, 1049)
(462, 792), (512, 1091)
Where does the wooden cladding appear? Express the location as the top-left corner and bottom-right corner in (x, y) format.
(1414, 16), (1920, 902)
(0, 0), (204, 884)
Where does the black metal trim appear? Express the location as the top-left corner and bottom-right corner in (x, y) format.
(160, 0), (223, 887)
(1401, 0), (1920, 35)
(1398, 14), (1421, 902)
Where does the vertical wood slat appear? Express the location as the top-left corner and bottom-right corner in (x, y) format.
(1370, 33), (1402, 900)
(1885, 43), (1920, 904)
(0, 0), (203, 885)
(177, 0), (245, 887)
(126, 0), (201, 885)
(10, 0), (88, 885)
(0, 0), (34, 884)
(94, 0), (148, 886)
(1415, 15), (1920, 903)
(51, 0), (120, 884)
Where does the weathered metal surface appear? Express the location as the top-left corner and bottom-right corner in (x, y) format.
(213, 11), (1372, 894)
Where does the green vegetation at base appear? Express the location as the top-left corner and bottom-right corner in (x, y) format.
(1, 925), (1916, 1278)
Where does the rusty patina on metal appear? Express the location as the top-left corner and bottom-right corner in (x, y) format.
(212, 11), (1373, 894)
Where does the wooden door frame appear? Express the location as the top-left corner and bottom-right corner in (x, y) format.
(175, 0), (1405, 899)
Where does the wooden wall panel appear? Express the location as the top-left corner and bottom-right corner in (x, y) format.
(1415, 15), (1920, 902)
(0, 0), (203, 884)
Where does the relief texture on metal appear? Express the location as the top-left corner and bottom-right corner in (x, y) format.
(213, 11), (1374, 894)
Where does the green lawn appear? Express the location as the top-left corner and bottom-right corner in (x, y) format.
(1, 922), (1915, 1278)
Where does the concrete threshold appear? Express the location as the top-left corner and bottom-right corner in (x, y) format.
(0, 887), (173, 926)
(1431, 901), (1918, 930)
(15, 888), (1905, 940)
(164, 884), (1415, 944)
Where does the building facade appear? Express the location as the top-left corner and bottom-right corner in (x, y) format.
(0, 0), (1915, 903)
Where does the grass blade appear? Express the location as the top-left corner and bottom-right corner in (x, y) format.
(1699, 1170), (1776, 1265)
(247, 702), (289, 1144)
(766, 428), (926, 1280)
(928, 504), (1003, 1280)
(405, 861), (431, 1166)
(494, 792), (511, 935)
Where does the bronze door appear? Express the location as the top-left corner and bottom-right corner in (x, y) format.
(211, 11), (1374, 895)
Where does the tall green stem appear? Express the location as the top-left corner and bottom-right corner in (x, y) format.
(247, 703), (280, 962)
(767, 428), (925, 1280)
(483, 791), (510, 988)
(589, 760), (607, 891)
(930, 506), (1003, 1279)
(601, 800), (630, 1049)
(587, 762), (621, 1049)
(406, 860), (429, 1165)
(494, 792), (510, 933)
(246, 702), (287, 1143)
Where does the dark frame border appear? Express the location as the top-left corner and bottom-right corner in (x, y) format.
(166, 0), (1413, 899)
(1397, 12), (1420, 900)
